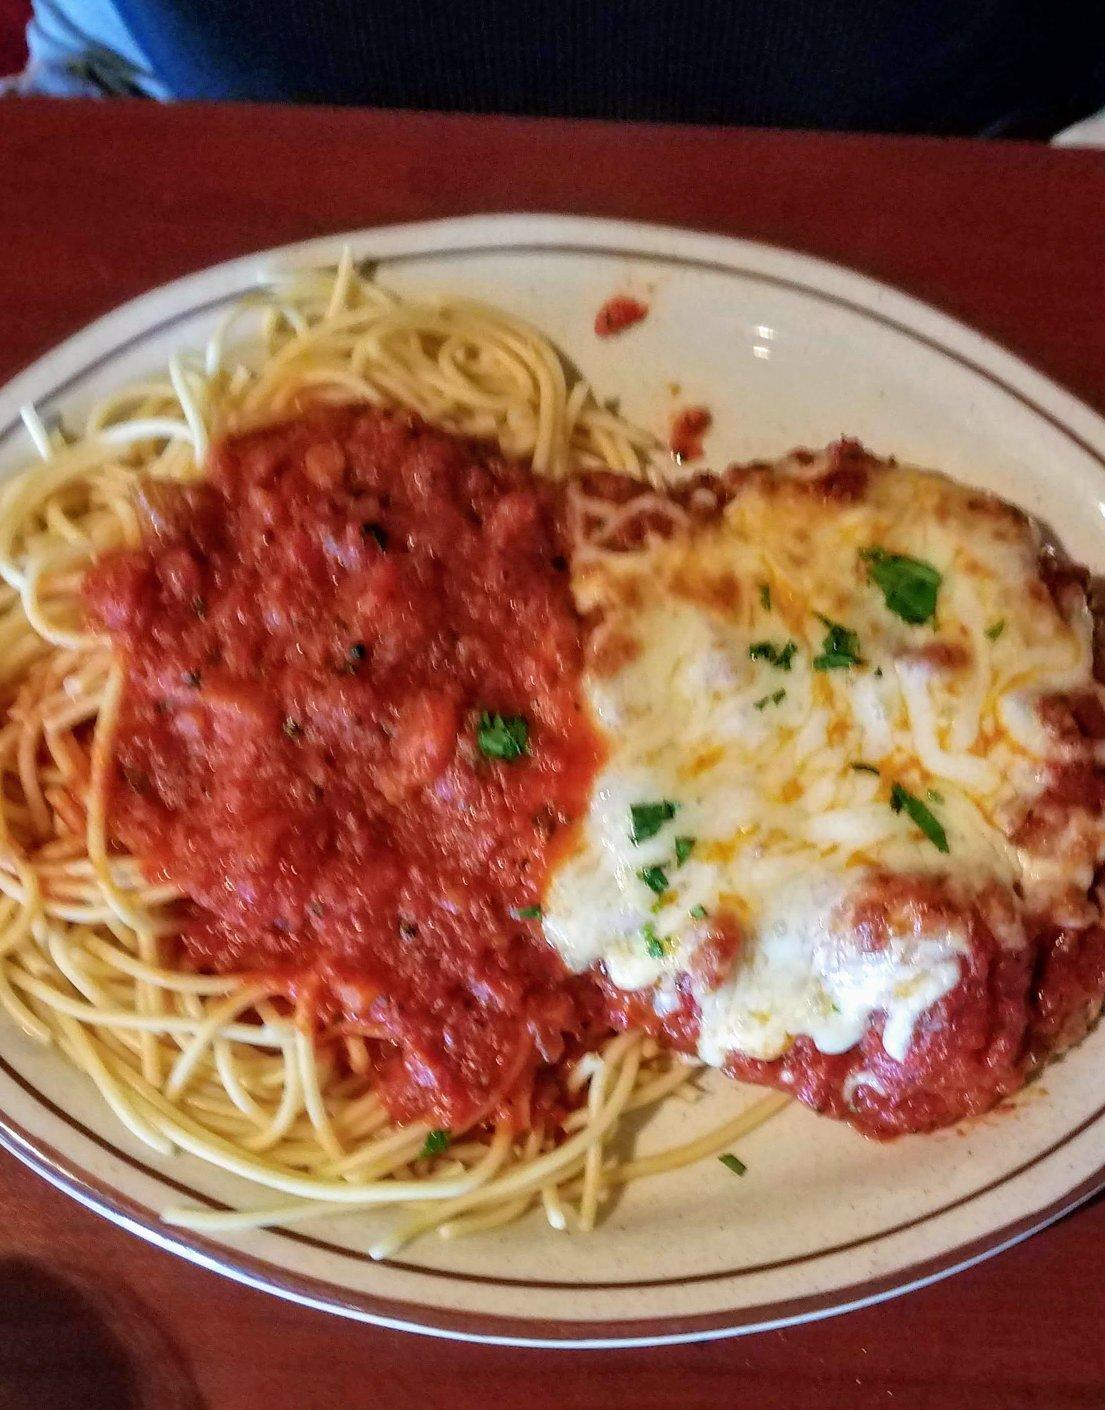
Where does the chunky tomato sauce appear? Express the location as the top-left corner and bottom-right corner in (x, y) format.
(724, 914), (1105, 1137)
(85, 407), (607, 1129)
(594, 295), (649, 338)
(668, 405), (712, 463)
(84, 418), (1105, 1143)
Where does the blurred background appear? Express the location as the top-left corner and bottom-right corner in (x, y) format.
(0, 0), (27, 77)
(2, 0), (1104, 142)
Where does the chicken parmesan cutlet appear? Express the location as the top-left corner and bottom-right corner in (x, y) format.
(547, 440), (1105, 1134)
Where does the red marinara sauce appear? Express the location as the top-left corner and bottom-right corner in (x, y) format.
(668, 405), (712, 462)
(84, 406), (607, 1130)
(594, 295), (649, 338)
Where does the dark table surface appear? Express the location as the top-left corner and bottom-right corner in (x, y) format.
(1, 97), (1105, 1410)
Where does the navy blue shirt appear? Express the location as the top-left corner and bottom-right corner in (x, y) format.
(114, 0), (1105, 135)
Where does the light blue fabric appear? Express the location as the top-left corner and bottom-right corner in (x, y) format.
(3, 0), (169, 97)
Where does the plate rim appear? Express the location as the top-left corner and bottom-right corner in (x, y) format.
(2, 211), (1105, 1348)
(2, 1089), (1104, 1349)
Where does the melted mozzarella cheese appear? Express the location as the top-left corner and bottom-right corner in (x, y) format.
(544, 451), (1105, 1072)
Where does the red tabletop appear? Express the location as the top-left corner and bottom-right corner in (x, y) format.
(1, 97), (1105, 1409)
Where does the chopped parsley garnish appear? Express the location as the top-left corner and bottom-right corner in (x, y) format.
(282, 717), (302, 739)
(861, 547), (942, 625)
(754, 689), (786, 711)
(347, 641), (366, 663)
(476, 712), (529, 760)
(748, 639), (797, 671)
(718, 1153), (747, 1177)
(629, 800), (679, 843)
(512, 905), (543, 920)
(985, 619), (1006, 641)
(759, 583), (772, 611)
(812, 616), (863, 671)
(421, 1129), (451, 1158)
(638, 864), (669, 896)
(890, 783), (949, 854)
(851, 762), (880, 775)
(674, 835), (695, 866)
(690, 903), (708, 920)
(643, 922), (666, 959)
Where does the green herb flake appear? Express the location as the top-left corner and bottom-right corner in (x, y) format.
(754, 689), (786, 711)
(638, 864), (669, 896)
(643, 922), (666, 959)
(851, 762), (880, 775)
(421, 1129), (451, 1158)
(748, 639), (798, 671)
(512, 905), (543, 921)
(890, 782), (950, 854)
(985, 619), (1006, 641)
(812, 615), (863, 670)
(674, 835), (695, 867)
(718, 1153), (747, 1177)
(861, 547), (942, 625)
(629, 800), (679, 844)
(759, 583), (772, 611)
(282, 717), (302, 739)
(690, 903), (708, 920)
(476, 712), (529, 760)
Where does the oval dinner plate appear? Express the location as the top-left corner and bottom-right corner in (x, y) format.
(2, 214), (1105, 1348)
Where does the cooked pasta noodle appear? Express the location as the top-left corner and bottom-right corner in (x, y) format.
(0, 252), (782, 1257)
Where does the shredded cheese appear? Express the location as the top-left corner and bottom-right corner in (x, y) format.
(544, 450), (1105, 1071)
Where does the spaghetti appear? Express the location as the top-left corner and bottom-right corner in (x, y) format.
(0, 252), (783, 1257)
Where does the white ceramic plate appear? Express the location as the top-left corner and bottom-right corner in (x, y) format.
(2, 214), (1105, 1349)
